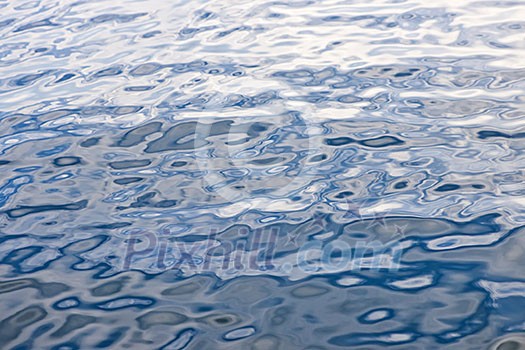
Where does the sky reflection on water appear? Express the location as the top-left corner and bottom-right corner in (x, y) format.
(1, 0), (525, 349)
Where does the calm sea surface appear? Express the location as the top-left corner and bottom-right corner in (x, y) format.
(1, 0), (525, 349)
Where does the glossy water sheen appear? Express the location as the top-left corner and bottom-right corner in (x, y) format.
(1, 0), (525, 349)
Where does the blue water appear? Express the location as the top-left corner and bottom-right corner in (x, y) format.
(1, 0), (525, 349)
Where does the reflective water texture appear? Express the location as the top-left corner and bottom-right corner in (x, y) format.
(1, 0), (525, 349)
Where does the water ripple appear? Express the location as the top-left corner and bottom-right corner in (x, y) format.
(1, 0), (525, 348)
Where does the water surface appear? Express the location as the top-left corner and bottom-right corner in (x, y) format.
(1, 0), (525, 349)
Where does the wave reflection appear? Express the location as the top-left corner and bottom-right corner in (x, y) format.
(1, 0), (525, 348)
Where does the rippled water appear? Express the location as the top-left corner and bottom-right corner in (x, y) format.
(1, 0), (525, 349)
